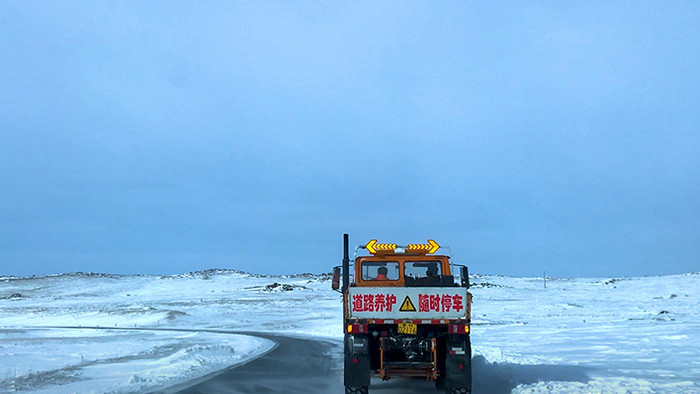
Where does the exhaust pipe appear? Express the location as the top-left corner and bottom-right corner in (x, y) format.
(342, 233), (349, 293)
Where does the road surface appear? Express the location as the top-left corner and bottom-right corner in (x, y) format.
(172, 332), (438, 394)
(170, 332), (591, 394)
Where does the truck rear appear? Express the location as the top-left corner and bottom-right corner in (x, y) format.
(332, 235), (472, 394)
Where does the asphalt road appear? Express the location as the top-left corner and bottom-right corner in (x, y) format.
(169, 332), (592, 394)
(173, 332), (438, 394)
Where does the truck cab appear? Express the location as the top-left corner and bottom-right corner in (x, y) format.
(355, 254), (455, 288)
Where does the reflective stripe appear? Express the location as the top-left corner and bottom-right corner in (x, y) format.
(451, 347), (465, 355)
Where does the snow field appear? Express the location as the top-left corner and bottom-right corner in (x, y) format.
(1, 270), (699, 393)
(469, 274), (699, 393)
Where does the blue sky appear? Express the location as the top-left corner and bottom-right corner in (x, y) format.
(1, 2), (699, 277)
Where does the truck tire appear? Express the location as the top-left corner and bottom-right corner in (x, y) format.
(444, 334), (471, 394)
(344, 334), (370, 390)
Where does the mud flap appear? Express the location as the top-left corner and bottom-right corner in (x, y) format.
(445, 334), (472, 393)
(344, 334), (370, 388)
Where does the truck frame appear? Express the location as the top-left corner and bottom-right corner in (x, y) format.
(332, 234), (472, 394)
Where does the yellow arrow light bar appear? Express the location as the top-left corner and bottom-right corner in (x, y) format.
(406, 239), (440, 254)
(366, 239), (440, 255)
(365, 239), (397, 254)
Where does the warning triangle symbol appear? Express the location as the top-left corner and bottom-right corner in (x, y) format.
(399, 296), (417, 312)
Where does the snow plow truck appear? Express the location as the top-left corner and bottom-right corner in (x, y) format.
(332, 234), (472, 394)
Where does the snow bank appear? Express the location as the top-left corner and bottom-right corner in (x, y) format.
(0, 328), (273, 394)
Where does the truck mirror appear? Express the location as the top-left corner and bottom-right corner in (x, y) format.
(332, 266), (341, 291)
(460, 266), (470, 288)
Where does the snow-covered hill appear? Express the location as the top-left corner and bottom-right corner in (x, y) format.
(1, 270), (698, 393)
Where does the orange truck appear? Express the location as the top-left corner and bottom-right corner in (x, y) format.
(332, 234), (472, 394)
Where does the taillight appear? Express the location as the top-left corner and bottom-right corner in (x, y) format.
(448, 323), (470, 334)
(346, 323), (368, 334)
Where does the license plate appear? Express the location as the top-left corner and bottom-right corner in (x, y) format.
(397, 322), (417, 335)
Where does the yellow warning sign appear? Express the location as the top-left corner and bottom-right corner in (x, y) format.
(399, 296), (416, 312)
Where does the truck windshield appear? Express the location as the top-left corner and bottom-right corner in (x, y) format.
(404, 261), (442, 279)
(362, 261), (399, 281)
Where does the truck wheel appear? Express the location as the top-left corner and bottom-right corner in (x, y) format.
(345, 386), (368, 394)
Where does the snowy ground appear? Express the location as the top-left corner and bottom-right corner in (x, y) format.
(0, 270), (698, 393)
(470, 274), (700, 393)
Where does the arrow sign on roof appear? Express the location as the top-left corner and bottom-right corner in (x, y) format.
(427, 239), (440, 254)
(406, 239), (440, 254)
(366, 239), (377, 254)
(365, 239), (397, 254)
